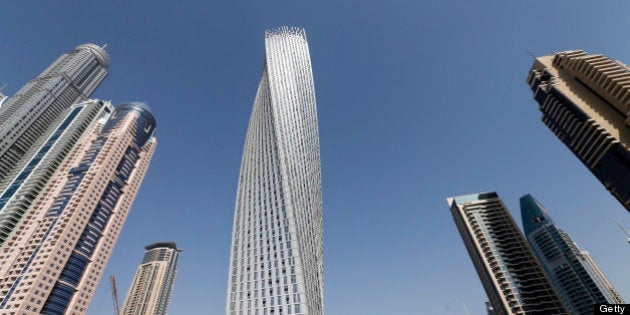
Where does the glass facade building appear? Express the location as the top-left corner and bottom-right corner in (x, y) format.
(520, 194), (624, 313)
(0, 44), (108, 183)
(122, 242), (181, 315)
(0, 102), (156, 314)
(447, 192), (567, 314)
(226, 27), (324, 315)
(0, 100), (112, 247)
(527, 51), (630, 212)
(0, 44), (109, 245)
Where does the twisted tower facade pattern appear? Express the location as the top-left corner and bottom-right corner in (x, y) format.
(447, 192), (567, 315)
(122, 242), (181, 315)
(0, 102), (156, 314)
(520, 194), (624, 313)
(527, 51), (630, 212)
(227, 27), (323, 315)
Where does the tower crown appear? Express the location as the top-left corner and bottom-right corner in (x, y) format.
(145, 242), (181, 251)
(265, 26), (307, 40)
(74, 43), (110, 68)
(520, 194), (553, 236)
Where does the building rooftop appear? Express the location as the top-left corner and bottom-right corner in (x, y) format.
(145, 242), (182, 252)
(74, 43), (109, 69)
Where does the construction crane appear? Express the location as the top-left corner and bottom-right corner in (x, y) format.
(617, 222), (630, 245)
(110, 275), (121, 315)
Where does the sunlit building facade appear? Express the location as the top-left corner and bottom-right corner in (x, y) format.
(0, 102), (156, 314)
(122, 242), (181, 315)
(520, 194), (624, 313)
(0, 100), (112, 247)
(527, 51), (630, 212)
(0, 44), (109, 245)
(0, 44), (108, 183)
(447, 192), (567, 314)
(226, 27), (324, 315)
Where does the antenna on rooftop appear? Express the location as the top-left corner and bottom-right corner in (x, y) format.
(617, 222), (630, 245)
(526, 50), (535, 59)
(102, 43), (108, 49)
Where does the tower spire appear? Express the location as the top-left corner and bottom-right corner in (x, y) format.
(617, 222), (630, 244)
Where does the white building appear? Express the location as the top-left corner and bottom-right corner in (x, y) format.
(226, 27), (324, 315)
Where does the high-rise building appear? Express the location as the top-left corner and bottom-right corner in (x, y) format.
(0, 44), (109, 242)
(0, 102), (156, 314)
(447, 192), (567, 314)
(520, 194), (624, 313)
(0, 99), (112, 246)
(0, 90), (7, 108)
(527, 51), (630, 212)
(121, 242), (181, 315)
(226, 27), (324, 315)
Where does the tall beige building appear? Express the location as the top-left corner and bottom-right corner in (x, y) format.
(0, 102), (157, 314)
(527, 51), (630, 212)
(122, 242), (181, 315)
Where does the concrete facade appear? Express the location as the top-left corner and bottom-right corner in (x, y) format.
(122, 242), (181, 315)
(0, 102), (156, 314)
(528, 51), (630, 212)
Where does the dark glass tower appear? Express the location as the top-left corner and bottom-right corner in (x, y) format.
(520, 194), (624, 313)
(447, 192), (567, 314)
(527, 51), (630, 212)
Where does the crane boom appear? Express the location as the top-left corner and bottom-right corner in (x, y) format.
(110, 275), (121, 315)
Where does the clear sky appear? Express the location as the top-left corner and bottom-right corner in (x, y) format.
(1, 1), (630, 314)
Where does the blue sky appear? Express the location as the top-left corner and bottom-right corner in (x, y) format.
(1, 1), (630, 314)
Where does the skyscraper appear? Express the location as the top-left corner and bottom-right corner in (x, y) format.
(226, 27), (324, 315)
(447, 192), (567, 314)
(0, 99), (112, 246)
(520, 194), (624, 313)
(0, 44), (108, 182)
(0, 90), (7, 108)
(527, 51), (630, 212)
(122, 242), (181, 315)
(0, 44), (109, 244)
(0, 102), (156, 314)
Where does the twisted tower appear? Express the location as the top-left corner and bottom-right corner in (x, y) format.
(226, 27), (324, 315)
